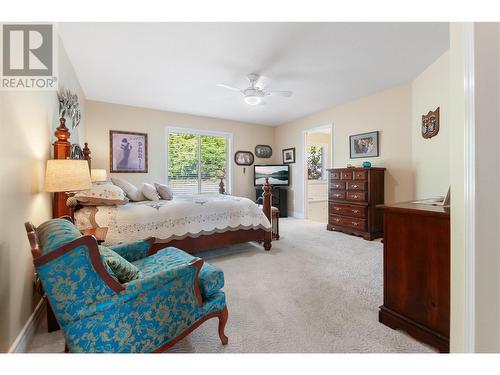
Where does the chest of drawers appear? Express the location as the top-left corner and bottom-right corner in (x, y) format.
(327, 167), (385, 240)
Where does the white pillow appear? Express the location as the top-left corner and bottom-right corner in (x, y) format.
(141, 183), (160, 201)
(154, 183), (173, 200)
(111, 177), (145, 201)
(74, 183), (129, 206)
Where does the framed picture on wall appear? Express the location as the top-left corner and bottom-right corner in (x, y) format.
(234, 151), (254, 166)
(254, 144), (273, 158)
(349, 131), (379, 159)
(282, 147), (296, 164)
(110, 130), (148, 173)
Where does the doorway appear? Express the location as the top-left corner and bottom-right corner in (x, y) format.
(303, 125), (333, 222)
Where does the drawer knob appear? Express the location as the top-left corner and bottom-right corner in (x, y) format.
(352, 184), (358, 188)
(335, 218), (340, 222)
(352, 209), (360, 214)
(353, 195), (358, 199)
(334, 207), (340, 211)
(352, 222), (359, 226)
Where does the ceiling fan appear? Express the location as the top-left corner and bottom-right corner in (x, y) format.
(216, 73), (292, 106)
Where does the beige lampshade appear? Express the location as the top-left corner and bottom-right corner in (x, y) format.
(45, 160), (91, 192)
(90, 169), (107, 182)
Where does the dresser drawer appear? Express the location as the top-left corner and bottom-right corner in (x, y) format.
(330, 171), (341, 180)
(329, 203), (366, 218)
(329, 190), (345, 201)
(341, 171), (353, 180)
(330, 181), (345, 190)
(347, 191), (367, 202)
(329, 214), (367, 231)
(347, 181), (367, 191)
(353, 170), (368, 180)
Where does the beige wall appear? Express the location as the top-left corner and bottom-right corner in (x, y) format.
(411, 51), (451, 199)
(0, 39), (85, 352)
(474, 22), (500, 353)
(275, 84), (413, 216)
(85, 101), (276, 200)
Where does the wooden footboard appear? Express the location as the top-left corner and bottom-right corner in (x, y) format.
(150, 228), (270, 254)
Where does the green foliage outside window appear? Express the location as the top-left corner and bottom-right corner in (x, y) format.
(307, 145), (323, 180)
(168, 133), (227, 181)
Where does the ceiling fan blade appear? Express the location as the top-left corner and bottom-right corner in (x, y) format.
(266, 90), (293, 97)
(216, 84), (242, 92)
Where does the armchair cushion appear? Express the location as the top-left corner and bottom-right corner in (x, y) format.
(132, 247), (224, 299)
(98, 246), (142, 283)
(37, 218), (82, 255)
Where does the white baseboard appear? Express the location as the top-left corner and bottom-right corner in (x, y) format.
(289, 211), (305, 219)
(8, 297), (46, 353)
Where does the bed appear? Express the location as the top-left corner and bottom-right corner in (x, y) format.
(75, 193), (272, 252)
(52, 121), (273, 253)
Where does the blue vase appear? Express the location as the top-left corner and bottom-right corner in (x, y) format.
(362, 161), (372, 168)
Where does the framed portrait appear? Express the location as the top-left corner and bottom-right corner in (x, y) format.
(349, 131), (379, 159)
(234, 151), (254, 166)
(282, 147), (296, 164)
(254, 144), (273, 158)
(110, 130), (148, 173)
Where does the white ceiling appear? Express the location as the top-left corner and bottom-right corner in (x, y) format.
(59, 23), (449, 126)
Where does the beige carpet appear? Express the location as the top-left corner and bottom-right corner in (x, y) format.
(27, 218), (434, 353)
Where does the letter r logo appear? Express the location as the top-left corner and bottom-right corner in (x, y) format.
(2, 24), (53, 76)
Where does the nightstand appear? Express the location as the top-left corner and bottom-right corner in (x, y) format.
(82, 227), (108, 244)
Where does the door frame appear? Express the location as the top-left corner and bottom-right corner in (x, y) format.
(302, 123), (334, 219)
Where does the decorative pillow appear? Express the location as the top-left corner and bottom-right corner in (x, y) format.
(74, 183), (129, 206)
(111, 177), (145, 201)
(141, 183), (160, 201)
(154, 183), (174, 200)
(98, 245), (142, 283)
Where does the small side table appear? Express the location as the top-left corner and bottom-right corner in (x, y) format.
(82, 227), (108, 244)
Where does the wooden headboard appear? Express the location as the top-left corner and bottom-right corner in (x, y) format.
(52, 117), (92, 218)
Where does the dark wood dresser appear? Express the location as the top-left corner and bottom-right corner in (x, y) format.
(378, 202), (450, 353)
(327, 167), (385, 240)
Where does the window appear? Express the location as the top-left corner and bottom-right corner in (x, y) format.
(166, 128), (231, 195)
(307, 145), (326, 180)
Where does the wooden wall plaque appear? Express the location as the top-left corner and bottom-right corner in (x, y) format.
(422, 107), (440, 139)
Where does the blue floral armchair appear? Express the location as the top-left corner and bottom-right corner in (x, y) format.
(25, 218), (228, 353)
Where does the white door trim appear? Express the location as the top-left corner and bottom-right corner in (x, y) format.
(463, 22), (476, 353)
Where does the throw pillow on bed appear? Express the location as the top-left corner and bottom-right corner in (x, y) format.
(74, 183), (129, 206)
(141, 183), (160, 201)
(98, 245), (142, 283)
(111, 177), (145, 201)
(154, 183), (173, 200)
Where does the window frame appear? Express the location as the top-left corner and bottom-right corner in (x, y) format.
(165, 126), (233, 195)
(307, 142), (328, 181)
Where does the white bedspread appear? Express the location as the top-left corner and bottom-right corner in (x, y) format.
(75, 194), (271, 246)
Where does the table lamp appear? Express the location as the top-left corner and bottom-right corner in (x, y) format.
(45, 160), (91, 217)
(90, 168), (107, 182)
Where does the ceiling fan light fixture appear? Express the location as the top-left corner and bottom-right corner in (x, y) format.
(244, 95), (261, 106)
